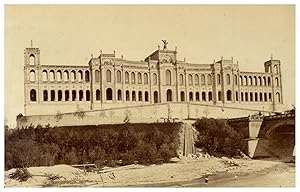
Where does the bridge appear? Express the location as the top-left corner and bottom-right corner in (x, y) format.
(227, 112), (295, 159)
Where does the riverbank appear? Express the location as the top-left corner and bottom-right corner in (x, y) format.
(4, 157), (294, 187)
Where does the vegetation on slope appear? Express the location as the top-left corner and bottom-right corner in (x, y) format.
(5, 123), (180, 170)
(193, 118), (245, 157)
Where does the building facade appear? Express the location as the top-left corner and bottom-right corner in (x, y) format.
(24, 42), (283, 116)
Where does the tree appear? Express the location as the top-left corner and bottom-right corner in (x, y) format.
(194, 118), (244, 157)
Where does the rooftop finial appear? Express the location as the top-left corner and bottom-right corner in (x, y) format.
(91, 54), (93, 58)
(231, 56), (233, 61)
(30, 40), (33, 48)
(158, 45), (160, 50)
(100, 49), (102, 55)
(221, 56), (223, 60)
(121, 55), (124, 59)
(114, 50), (116, 55)
(271, 53), (273, 60)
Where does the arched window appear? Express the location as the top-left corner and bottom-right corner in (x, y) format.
(259, 92), (263, 102)
(125, 72), (129, 84)
(29, 70), (35, 82)
(263, 77), (266, 86)
(132, 91), (136, 101)
(264, 93), (267, 102)
(188, 74), (193, 85)
(86, 90), (90, 101)
(166, 70), (172, 85)
(95, 70), (100, 82)
(49, 70), (55, 82)
(244, 76), (248, 86)
(250, 92), (253, 101)
(106, 88), (113, 100)
(29, 54), (35, 65)
(79, 90), (83, 101)
(64, 71), (69, 81)
(153, 73), (157, 85)
(275, 77), (279, 87)
(202, 92), (206, 101)
(51, 90), (55, 101)
(227, 90), (232, 101)
(269, 93), (272, 102)
(137, 72), (142, 84)
(207, 75), (212, 85)
(196, 92), (200, 101)
(56, 70), (62, 81)
(117, 70), (121, 83)
(58, 90), (62, 101)
(254, 76), (257, 86)
(189, 92), (193, 101)
(249, 76), (252, 86)
(245, 92), (248, 102)
(145, 91), (149, 102)
(208, 92), (212, 101)
(201, 74), (205, 85)
(226, 74), (230, 85)
(144, 73), (148, 84)
(274, 65), (278, 74)
(217, 74), (221, 85)
(138, 91), (142, 101)
(179, 74), (184, 85)
(218, 91), (222, 101)
(72, 90), (76, 101)
(70, 70), (76, 82)
(234, 75), (238, 85)
(96, 89), (100, 101)
(78, 70), (83, 81)
(258, 76), (262, 86)
(240, 75), (243, 86)
(42, 70), (47, 82)
(236, 91), (239, 101)
(131, 72), (136, 84)
(195, 74), (199, 85)
(85, 70), (90, 82)
(43, 90), (48, 101)
(118, 90), (122, 101)
(106, 69), (111, 82)
(30, 89), (37, 101)
(268, 77), (271, 86)
(126, 90), (130, 101)
(65, 90), (70, 101)
(180, 91), (185, 101)
(154, 91), (159, 103)
(167, 89), (172, 101)
(241, 92), (244, 101)
(255, 92), (258, 101)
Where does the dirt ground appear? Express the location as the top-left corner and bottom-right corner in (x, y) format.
(4, 156), (294, 187)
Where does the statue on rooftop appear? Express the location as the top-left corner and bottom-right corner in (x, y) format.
(162, 40), (168, 50)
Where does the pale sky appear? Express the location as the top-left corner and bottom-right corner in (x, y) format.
(4, 5), (295, 127)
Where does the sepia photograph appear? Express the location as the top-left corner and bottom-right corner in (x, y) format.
(4, 4), (295, 188)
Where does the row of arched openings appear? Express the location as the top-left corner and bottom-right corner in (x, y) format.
(239, 75), (279, 87)
(29, 89), (281, 104)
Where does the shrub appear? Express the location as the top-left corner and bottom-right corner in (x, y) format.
(194, 118), (244, 157)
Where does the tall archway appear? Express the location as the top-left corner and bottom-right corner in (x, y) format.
(106, 88), (113, 100)
(167, 89), (172, 102)
(154, 91), (158, 103)
(180, 91), (185, 101)
(30, 89), (37, 101)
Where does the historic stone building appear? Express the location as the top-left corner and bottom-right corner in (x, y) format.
(24, 41), (283, 116)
